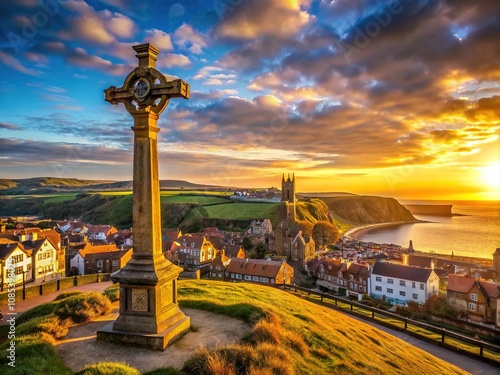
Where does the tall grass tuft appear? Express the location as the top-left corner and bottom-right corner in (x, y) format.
(103, 285), (120, 302)
(55, 291), (111, 323)
(75, 362), (141, 375)
(16, 315), (70, 339)
(16, 302), (58, 325)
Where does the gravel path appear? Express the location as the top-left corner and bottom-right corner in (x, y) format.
(55, 306), (252, 373)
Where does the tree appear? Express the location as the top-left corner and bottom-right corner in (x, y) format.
(254, 242), (267, 259)
(242, 236), (253, 251)
(294, 220), (314, 235)
(312, 221), (340, 250)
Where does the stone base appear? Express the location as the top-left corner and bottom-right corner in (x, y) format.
(96, 315), (190, 351)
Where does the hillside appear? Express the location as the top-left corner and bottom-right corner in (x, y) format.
(0, 280), (468, 374)
(319, 195), (417, 225)
(0, 177), (232, 195)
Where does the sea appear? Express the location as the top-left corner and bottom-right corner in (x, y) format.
(351, 200), (500, 260)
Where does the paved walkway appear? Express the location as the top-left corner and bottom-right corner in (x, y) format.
(0, 281), (112, 326)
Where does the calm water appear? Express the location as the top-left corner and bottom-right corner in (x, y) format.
(352, 200), (500, 259)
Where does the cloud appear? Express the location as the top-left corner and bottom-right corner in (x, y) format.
(215, 0), (312, 40)
(157, 53), (191, 68)
(144, 28), (174, 50)
(0, 122), (21, 130)
(0, 51), (40, 76)
(173, 24), (207, 54)
(58, 0), (135, 44)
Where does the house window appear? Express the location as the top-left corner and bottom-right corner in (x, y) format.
(112, 260), (118, 266)
(375, 276), (382, 282)
(468, 302), (476, 312)
(387, 278), (394, 284)
(236, 274), (242, 279)
(218, 273), (222, 278)
(399, 291), (406, 296)
(97, 260), (103, 268)
(412, 282), (416, 288)
(216, 266), (221, 271)
(260, 277), (268, 283)
(420, 283), (425, 290)
(15, 266), (24, 275)
(253, 276), (259, 281)
(271, 279), (275, 284)
(211, 272), (216, 277)
(244, 275), (251, 281)
(231, 273), (235, 279)
(38, 254), (42, 261)
(470, 293), (477, 301)
(27, 264), (32, 272)
(412, 293), (418, 300)
(375, 286), (382, 291)
(387, 288), (393, 294)
(359, 286), (363, 291)
(399, 280), (405, 287)
(12, 254), (24, 263)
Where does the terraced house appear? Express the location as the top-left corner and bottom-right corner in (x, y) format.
(447, 274), (499, 325)
(177, 235), (216, 274)
(226, 258), (293, 285)
(0, 239), (32, 289)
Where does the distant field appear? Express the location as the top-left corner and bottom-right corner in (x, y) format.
(1, 194), (78, 203)
(204, 202), (279, 221)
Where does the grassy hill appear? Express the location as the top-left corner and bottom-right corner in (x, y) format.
(0, 280), (468, 375)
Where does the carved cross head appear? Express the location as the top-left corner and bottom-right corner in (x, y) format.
(104, 43), (190, 117)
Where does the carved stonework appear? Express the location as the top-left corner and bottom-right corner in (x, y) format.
(162, 282), (173, 308)
(132, 288), (148, 312)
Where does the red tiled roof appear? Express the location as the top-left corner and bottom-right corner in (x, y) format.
(447, 274), (476, 293)
(226, 258), (286, 278)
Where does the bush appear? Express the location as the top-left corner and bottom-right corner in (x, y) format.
(16, 315), (69, 339)
(0, 332), (70, 375)
(53, 291), (84, 301)
(55, 292), (111, 323)
(75, 362), (140, 375)
(103, 285), (120, 302)
(17, 302), (57, 325)
(422, 295), (459, 318)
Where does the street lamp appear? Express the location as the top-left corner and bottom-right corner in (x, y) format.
(22, 269), (28, 300)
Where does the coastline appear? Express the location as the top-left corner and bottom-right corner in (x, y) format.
(342, 221), (493, 266)
(343, 220), (423, 240)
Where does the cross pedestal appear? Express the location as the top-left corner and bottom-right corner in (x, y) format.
(96, 43), (190, 350)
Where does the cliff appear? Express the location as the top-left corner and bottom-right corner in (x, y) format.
(404, 204), (453, 216)
(318, 195), (417, 225)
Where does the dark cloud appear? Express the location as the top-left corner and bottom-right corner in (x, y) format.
(0, 122), (20, 130)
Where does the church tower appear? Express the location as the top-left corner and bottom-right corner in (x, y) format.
(281, 173), (296, 204)
(275, 173), (297, 258)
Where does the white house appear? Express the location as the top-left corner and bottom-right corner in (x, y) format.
(23, 238), (59, 283)
(0, 239), (33, 288)
(370, 262), (439, 305)
(86, 225), (118, 242)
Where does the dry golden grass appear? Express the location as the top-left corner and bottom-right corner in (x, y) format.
(179, 280), (469, 375)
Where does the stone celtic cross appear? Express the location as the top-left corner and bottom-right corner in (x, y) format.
(97, 43), (191, 350)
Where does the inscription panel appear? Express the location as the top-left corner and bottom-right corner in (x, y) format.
(131, 288), (148, 312)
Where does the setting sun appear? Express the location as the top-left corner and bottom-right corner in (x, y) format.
(481, 163), (500, 189)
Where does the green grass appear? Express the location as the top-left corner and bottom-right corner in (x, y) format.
(0, 280), (472, 374)
(160, 195), (229, 205)
(177, 280), (469, 375)
(203, 202), (279, 221)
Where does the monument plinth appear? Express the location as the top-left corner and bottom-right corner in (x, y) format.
(97, 43), (190, 350)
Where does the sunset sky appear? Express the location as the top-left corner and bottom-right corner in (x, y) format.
(0, 0), (499, 200)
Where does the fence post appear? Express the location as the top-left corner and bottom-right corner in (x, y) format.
(441, 328), (445, 343)
(404, 318), (408, 330)
(335, 299), (337, 306)
(321, 293), (324, 302)
(480, 345), (483, 357)
(350, 302), (353, 311)
(371, 307), (375, 319)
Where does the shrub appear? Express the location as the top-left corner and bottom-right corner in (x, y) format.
(75, 362), (140, 375)
(143, 369), (184, 375)
(0, 332), (70, 375)
(422, 295), (459, 318)
(55, 292), (111, 323)
(17, 302), (57, 325)
(16, 315), (69, 339)
(103, 285), (120, 302)
(53, 291), (83, 301)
